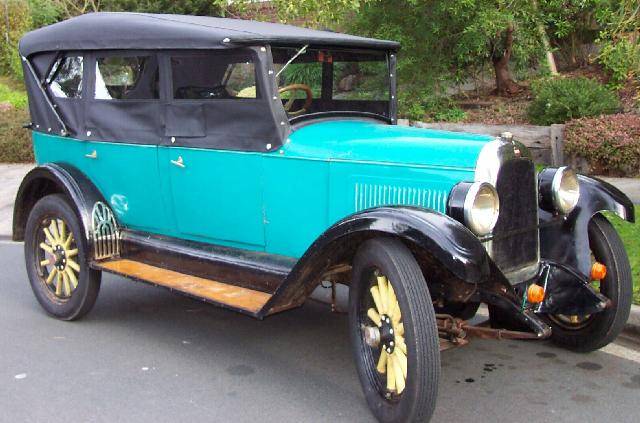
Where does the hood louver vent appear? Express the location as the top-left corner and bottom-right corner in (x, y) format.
(354, 182), (448, 213)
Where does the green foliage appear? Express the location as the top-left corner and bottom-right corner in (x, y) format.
(282, 63), (322, 88)
(398, 91), (466, 122)
(28, 0), (63, 27)
(350, 0), (545, 94)
(0, 0), (32, 79)
(599, 38), (640, 88)
(565, 113), (640, 176)
(101, 0), (230, 15)
(270, 0), (366, 28)
(433, 107), (467, 123)
(528, 77), (620, 125)
(594, 0), (640, 87)
(0, 82), (28, 109)
(0, 106), (33, 163)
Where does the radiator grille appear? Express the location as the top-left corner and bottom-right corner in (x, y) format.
(490, 159), (539, 275)
(354, 183), (448, 213)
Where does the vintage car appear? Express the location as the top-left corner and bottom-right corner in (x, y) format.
(14, 13), (635, 422)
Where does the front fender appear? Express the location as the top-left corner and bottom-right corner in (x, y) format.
(262, 206), (491, 316)
(540, 172), (635, 278)
(13, 163), (105, 252)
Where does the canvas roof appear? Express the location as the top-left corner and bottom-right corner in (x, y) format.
(19, 12), (400, 57)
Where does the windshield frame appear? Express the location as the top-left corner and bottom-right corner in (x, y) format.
(268, 45), (398, 125)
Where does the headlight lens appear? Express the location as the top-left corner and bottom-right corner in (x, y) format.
(552, 166), (580, 214)
(463, 182), (500, 236)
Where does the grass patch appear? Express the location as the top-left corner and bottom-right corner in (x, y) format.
(0, 77), (27, 109)
(605, 208), (640, 305)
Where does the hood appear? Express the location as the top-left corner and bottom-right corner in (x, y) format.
(284, 120), (494, 169)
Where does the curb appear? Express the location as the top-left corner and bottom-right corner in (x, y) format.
(624, 304), (640, 338)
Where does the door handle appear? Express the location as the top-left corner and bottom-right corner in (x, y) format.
(85, 150), (98, 159)
(171, 156), (185, 168)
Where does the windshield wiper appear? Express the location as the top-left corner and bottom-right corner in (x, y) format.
(275, 44), (309, 79)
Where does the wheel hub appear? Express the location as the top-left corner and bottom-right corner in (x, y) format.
(53, 245), (67, 270)
(379, 314), (395, 354)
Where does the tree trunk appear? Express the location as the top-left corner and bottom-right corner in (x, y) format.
(532, 0), (558, 75)
(492, 24), (521, 96)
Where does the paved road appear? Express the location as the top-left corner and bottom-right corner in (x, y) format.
(600, 177), (640, 204)
(0, 164), (33, 238)
(1, 241), (640, 423)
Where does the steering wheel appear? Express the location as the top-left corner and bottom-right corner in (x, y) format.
(278, 84), (313, 116)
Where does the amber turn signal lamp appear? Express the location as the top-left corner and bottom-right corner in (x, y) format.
(591, 262), (607, 280)
(527, 284), (545, 304)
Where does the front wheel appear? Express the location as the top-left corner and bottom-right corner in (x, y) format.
(545, 214), (632, 352)
(349, 238), (440, 423)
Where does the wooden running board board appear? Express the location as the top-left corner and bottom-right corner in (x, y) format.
(95, 259), (272, 314)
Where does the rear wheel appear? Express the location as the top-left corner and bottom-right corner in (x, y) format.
(24, 194), (101, 320)
(545, 214), (632, 352)
(349, 238), (440, 423)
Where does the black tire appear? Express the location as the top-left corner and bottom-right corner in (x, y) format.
(545, 214), (632, 352)
(24, 194), (101, 320)
(349, 238), (440, 423)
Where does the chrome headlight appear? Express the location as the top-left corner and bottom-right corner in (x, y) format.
(463, 182), (500, 236)
(551, 166), (580, 214)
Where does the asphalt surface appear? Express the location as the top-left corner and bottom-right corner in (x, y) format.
(0, 164), (33, 238)
(2, 241), (640, 423)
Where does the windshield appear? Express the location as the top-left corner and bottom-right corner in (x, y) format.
(271, 47), (390, 120)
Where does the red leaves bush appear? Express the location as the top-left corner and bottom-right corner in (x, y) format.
(565, 113), (640, 177)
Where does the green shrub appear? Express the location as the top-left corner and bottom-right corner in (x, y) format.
(564, 113), (640, 177)
(27, 0), (62, 28)
(598, 38), (640, 88)
(0, 107), (34, 163)
(528, 77), (620, 125)
(398, 90), (466, 123)
(0, 0), (32, 79)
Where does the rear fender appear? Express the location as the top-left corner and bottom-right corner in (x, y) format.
(13, 163), (105, 256)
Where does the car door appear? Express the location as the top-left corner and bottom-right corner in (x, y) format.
(158, 50), (267, 249)
(82, 52), (171, 234)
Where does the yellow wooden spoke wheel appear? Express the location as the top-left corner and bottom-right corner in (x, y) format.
(349, 238), (440, 422)
(37, 217), (80, 299)
(25, 194), (101, 321)
(365, 273), (408, 394)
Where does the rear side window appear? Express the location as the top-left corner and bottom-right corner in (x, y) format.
(171, 52), (258, 99)
(48, 56), (83, 98)
(95, 56), (159, 100)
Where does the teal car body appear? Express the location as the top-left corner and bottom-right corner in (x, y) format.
(15, 14), (637, 423)
(32, 120), (492, 258)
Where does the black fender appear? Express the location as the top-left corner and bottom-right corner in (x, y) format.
(262, 206), (491, 316)
(539, 171), (635, 279)
(13, 163), (106, 255)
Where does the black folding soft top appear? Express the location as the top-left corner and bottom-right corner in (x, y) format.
(19, 12), (400, 57)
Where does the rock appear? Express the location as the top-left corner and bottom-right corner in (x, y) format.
(338, 74), (357, 92)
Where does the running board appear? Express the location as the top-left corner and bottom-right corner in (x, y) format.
(94, 259), (272, 316)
